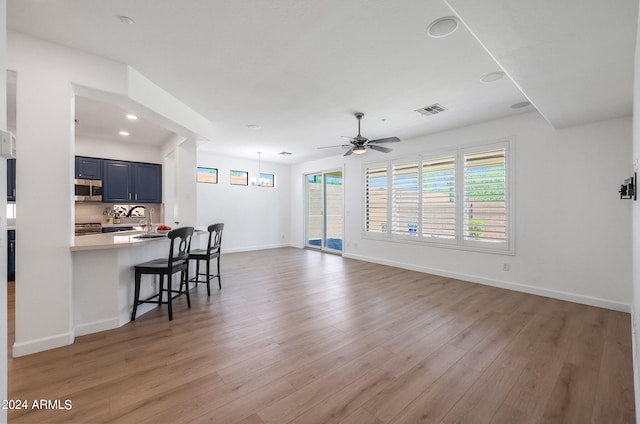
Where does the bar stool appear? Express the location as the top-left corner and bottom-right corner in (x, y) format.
(188, 223), (224, 295)
(131, 226), (194, 321)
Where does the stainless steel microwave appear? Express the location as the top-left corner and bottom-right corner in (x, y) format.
(74, 179), (102, 202)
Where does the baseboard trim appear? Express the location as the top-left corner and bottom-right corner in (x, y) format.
(631, 308), (640, 419)
(343, 252), (631, 313)
(12, 331), (74, 357)
(74, 317), (121, 337)
(223, 243), (297, 254)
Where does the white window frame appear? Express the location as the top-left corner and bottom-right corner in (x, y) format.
(362, 139), (514, 255)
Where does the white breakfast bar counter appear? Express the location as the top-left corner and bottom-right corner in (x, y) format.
(71, 230), (200, 336)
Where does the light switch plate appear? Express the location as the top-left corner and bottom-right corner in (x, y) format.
(0, 130), (16, 159)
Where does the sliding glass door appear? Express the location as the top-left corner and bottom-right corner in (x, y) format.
(305, 170), (343, 253)
(306, 173), (324, 250)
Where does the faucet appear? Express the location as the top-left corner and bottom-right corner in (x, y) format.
(126, 205), (146, 217)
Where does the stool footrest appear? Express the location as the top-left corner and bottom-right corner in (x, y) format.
(189, 272), (220, 283)
(137, 290), (185, 306)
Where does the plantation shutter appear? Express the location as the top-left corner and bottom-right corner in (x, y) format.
(365, 165), (389, 233)
(422, 155), (456, 239)
(392, 160), (420, 236)
(463, 147), (507, 244)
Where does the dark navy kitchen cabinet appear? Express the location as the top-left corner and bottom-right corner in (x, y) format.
(75, 156), (103, 180)
(102, 160), (134, 202)
(103, 160), (162, 204)
(133, 162), (162, 203)
(7, 159), (15, 202)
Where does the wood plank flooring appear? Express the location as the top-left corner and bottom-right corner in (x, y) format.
(7, 247), (636, 423)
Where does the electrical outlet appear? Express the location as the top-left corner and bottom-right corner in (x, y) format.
(503, 263), (510, 271)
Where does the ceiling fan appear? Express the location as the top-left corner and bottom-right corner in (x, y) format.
(318, 112), (400, 156)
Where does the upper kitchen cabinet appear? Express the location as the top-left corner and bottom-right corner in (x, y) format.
(102, 159), (162, 204)
(75, 156), (103, 180)
(7, 159), (15, 202)
(103, 160), (133, 202)
(133, 162), (162, 203)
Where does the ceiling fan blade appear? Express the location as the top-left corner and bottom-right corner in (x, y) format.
(368, 136), (400, 144)
(368, 144), (392, 153)
(343, 148), (354, 156)
(341, 136), (356, 141)
(317, 144), (351, 149)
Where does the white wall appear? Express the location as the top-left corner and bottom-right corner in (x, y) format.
(175, 139), (198, 228)
(75, 136), (164, 164)
(293, 111), (633, 311)
(8, 32), (130, 357)
(0, 1), (8, 421)
(7, 32), (208, 356)
(631, 5), (640, 418)
(197, 151), (291, 252)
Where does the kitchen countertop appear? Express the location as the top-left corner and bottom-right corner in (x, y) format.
(71, 230), (169, 252)
(71, 228), (203, 252)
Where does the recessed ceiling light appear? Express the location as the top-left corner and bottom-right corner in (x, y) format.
(247, 124), (261, 130)
(119, 131), (129, 136)
(118, 16), (135, 25)
(510, 101), (532, 109)
(126, 114), (138, 120)
(427, 16), (459, 38)
(480, 71), (506, 83)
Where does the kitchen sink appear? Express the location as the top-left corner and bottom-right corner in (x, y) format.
(133, 234), (167, 239)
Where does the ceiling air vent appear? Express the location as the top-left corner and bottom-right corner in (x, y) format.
(415, 103), (447, 116)
(279, 152), (293, 156)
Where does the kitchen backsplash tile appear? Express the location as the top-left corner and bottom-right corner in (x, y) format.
(75, 203), (164, 225)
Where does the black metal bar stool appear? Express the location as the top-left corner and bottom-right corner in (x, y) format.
(188, 223), (224, 295)
(131, 226), (194, 321)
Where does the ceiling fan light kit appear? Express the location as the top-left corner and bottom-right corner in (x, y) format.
(319, 112), (400, 156)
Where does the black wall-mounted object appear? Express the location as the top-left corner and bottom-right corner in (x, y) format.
(8, 229), (15, 281)
(620, 172), (637, 200)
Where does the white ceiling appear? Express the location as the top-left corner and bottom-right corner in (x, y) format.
(74, 96), (176, 147)
(6, 0), (638, 163)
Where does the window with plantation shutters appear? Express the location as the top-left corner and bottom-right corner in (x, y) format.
(364, 165), (389, 233)
(363, 140), (511, 254)
(392, 160), (420, 236)
(463, 147), (507, 245)
(422, 155), (456, 240)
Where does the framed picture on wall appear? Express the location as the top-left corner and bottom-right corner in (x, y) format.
(230, 170), (249, 186)
(196, 167), (218, 184)
(259, 173), (275, 187)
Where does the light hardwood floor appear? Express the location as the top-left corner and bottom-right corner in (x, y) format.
(7, 248), (636, 423)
